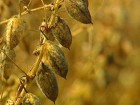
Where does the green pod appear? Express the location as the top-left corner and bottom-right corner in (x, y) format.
(65, 0), (92, 24)
(52, 16), (72, 49)
(36, 63), (58, 103)
(42, 41), (68, 79)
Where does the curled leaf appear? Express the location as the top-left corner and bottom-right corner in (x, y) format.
(52, 16), (72, 49)
(36, 63), (58, 103)
(42, 41), (68, 78)
(65, 0), (92, 24)
(5, 16), (27, 49)
(22, 93), (42, 105)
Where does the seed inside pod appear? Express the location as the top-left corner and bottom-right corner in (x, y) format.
(36, 62), (58, 103)
(65, 0), (92, 24)
(52, 16), (72, 49)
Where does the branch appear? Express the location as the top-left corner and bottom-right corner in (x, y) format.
(0, 4), (53, 26)
(5, 1), (65, 105)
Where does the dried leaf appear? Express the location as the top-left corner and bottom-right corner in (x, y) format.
(65, 0), (92, 24)
(5, 16), (27, 49)
(42, 41), (68, 78)
(36, 63), (58, 103)
(22, 93), (42, 105)
(52, 16), (72, 49)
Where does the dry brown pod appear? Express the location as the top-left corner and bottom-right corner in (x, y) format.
(42, 41), (68, 79)
(36, 62), (58, 103)
(22, 93), (42, 105)
(0, 45), (15, 80)
(52, 16), (72, 49)
(5, 16), (27, 49)
(65, 0), (92, 24)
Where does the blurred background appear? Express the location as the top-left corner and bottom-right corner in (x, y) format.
(0, 0), (140, 105)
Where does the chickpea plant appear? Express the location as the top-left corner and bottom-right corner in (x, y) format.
(0, 0), (92, 105)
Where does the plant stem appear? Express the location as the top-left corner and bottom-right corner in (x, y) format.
(48, 0), (64, 27)
(14, 46), (43, 105)
(0, 4), (53, 26)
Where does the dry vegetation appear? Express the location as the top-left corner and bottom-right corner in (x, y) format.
(0, 0), (140, 105)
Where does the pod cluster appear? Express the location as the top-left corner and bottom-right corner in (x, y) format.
(0, 0), (92, 104)
(35, 0), (92, 103)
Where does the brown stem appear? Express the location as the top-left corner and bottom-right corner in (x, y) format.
(48, 0), (64, 27)
(0, 4), (53, 26)
(14, 46), (43, 105)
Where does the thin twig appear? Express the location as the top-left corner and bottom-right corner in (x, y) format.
(0, 49), (28, 77)
(27, 0), (33, 7)
(40, 0), (45, 5)
(18, 0), (22, 16)
(19, 78), (28, 93)
(0, 4), (53, 26)
(40, 0), (47, 21)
